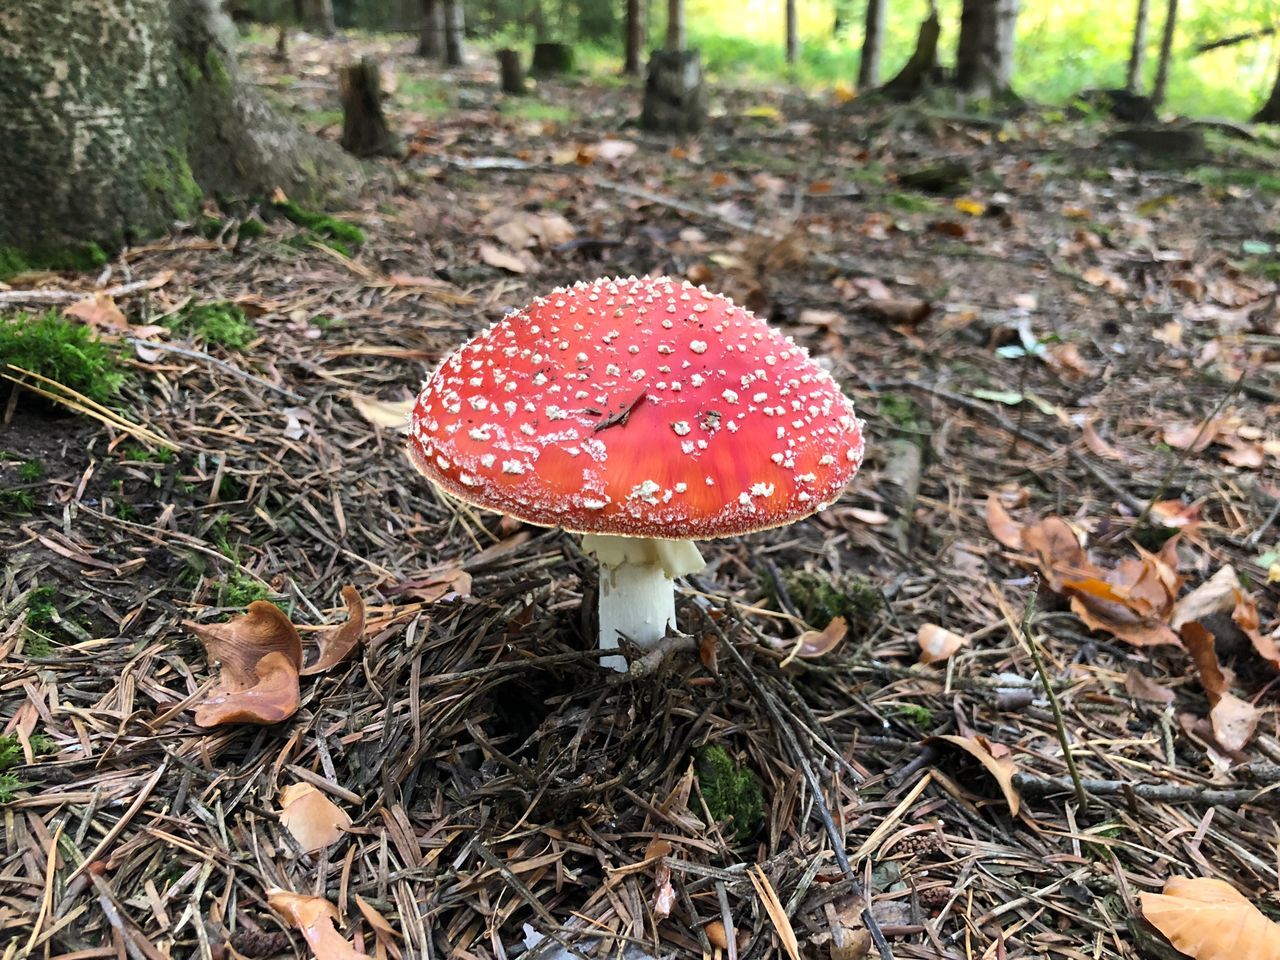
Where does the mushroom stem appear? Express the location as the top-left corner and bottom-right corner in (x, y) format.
(581, 534), (706, 672)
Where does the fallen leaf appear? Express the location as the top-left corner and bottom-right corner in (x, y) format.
(1124, 669), (1174, 704)
(1172, 566), (1279, 671)
(860, 298), (933, 325)
(279, 783), (351, 854)
(953, 197), (986, 216)
(917, 624), (968, 665)
(985, 493), (1026, 551)
(1082, 420), (1127, 462)
(789, 616), (847, 660)
(1163, 419), (1222, 453)
(847, 507), (890, 525)
(268, 889), (373, 960)
(1181, 622), (1261, 752)
(300, 586), (366, 676)
(1139, 876), (1280, 960)
(388, 567), (471, 603)
(65, 293), (127, 331)
(925, 735), (1021, 816)
(186, 602), (302, 727)
(487, 209), (574, 250)
(351, 394), (413, 432)
(354, 896), (400, 956)
(479, 242), (528, 274)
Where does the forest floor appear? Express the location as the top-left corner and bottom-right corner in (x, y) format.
(2, 29), (1280, 960)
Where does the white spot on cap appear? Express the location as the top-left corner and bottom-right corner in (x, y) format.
(672, 421), (691, 436)
(690, 340), (708, 354)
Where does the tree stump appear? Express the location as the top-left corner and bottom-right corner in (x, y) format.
(531, 41), (574, 76)
(497, 49), (526, 95)
(640, 49), (706, 134)
(339, 57), (400, 158)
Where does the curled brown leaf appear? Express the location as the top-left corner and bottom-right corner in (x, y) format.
(1139, 876), (1280, 960)
(300, 586), (366, 676)
(917, 624), (968, 666)
(1181, 621), (1262, 753)
(279, 783), (351, 854)
(267, 889), (373, 960)
(186, 602), (303, 727)
(926, 734), (1021, 816)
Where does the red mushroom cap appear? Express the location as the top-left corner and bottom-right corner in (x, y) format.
(408, 276), (864, 539)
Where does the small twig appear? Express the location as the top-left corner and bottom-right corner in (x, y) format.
(126, 337), (304, 402)
(1133, 368), (1247, 529)
(1246, 493), (1280, 547)
(0, 275), (168, 306)
(716, 880), (738, 960)
(1012, 772), (1275, 806)
(1016, 581), (1088, 811)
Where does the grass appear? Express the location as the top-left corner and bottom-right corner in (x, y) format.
(0, 310), (126, 404)
(167, 302), (256, 350)
(396, 75), (450, 115)
(0, 732), (55, 803)
(499, 98), (575, 122)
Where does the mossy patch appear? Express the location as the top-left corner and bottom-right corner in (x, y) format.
(0, 243), (109, 282)
(273, 199), (365, 256)
(143, 150), (203, 222)
(0, 310), (126, 403)
(695, 745), (764, 838)
(167, 302), (255, 350)
(781, 569), (881, 630)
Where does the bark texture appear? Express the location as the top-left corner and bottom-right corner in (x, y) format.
(640, 49), (705, 133)
(417, 0), (443, 57)
(665, 0), (684, 52)
(785, 0), (798, 65)
(858, 0), (885, 89)
(443, 0), (465, 66)
(1126, 0), (1149, 92)
(339, 58), (399, 157)
(955, 0), (1018, 95)
(1151, 0), (1178, 107)
(497, 48), (526, 94)
(624, 0), (645, 76)
(0, 0), (351, 261)
(878, 9), (940, 101)
(302, 0), (335, 36)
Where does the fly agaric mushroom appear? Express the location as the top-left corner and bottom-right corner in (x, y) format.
(407, 276), (863, 671)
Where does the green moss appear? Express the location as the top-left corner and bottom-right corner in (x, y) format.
(0, 244), (109, 281)
(696, 746), (764, 838)
(0, 732), (53, 803)
(167, 302), (255, 350)
(894, 703), (935, 728)
(885, 192), (941, 214)
(0, 310), (126, 403)
(0, 489), (35, 513)
(204, 49), (232, 90)
(237, 217), (267, 240)
(781, 569), (881, 630)
(222, 570), (270, 607)
(272, 199), (365, 253)
(878, 394), (925, 432)
(25, 586), (57, 632)
(143, 150), (202, 221)
(17, 460), (43, 482)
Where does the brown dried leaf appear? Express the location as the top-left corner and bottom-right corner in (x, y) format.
(1181, 621), (1261, 752)
(985, 493), (1025, 551)
(792, 616), (848, 659)
(300, 586), (365, 676)
(388, 567), (471, 604)
(478, 242), (528, 274)
(1163, 420), (1222, 452)
(861, 298), (933, 326)
(65, 293), (127, 331)
(279, 783), (351, 853)
(926, 735), (1021, 815)
(1139, 876), (1280, 960)
(267, 889), (373, 960)
(186, 602), (302, 727)
(354, 895), (401, 957)
(1082, 420), (1127, 462)
(350, 394), (413, 432)
(917, 623), (968, 665)
(1124, 669), (1174, 704)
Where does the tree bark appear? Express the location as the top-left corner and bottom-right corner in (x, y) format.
(1126, 0), (1149, 92)
(339, 58), (400, 157)
(858, 0), (885, 89)
(444, 0), (465, 66)
(0, 0), (351, 264)
(665, 0), (685, 52)
(302, 0), (335, 36)
(497, 48), (526, 93)
(1151, 0), (1178, 107)
(785, 0), (798, 65)
(878, 8), (940, 101)
(641, 49), (705, 132)
(955, 0), (1018, 96)
(1253, 58), (1280, 122)
(624, 0), (645, 75)
(417, 0), (444, 57)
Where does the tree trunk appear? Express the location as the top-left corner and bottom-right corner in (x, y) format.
(640, 49), (705, 133)
(531, 42), (575, 75)
(1151, 0), (1178, 107)
(624, 0), (645, 75)
(339, 58), (400, 157)
(444, 0), (465, 66)
(1126, 0), (1149, 92)
(417, 0), (444, 57)
(785, 0), (798, 65)
(665, 0), (684, 52)
(878, 8), (940, 101)
(858, 0), (885, 89)
(497, 48), (526, 94)
(955, 0), (1018, 96)
(302, 0), (335, 36)
(0, 0), (350, 267)
(1253, 57), (1280, 122)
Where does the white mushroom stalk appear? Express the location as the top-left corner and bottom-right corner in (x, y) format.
(581, 534), (706, 671)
